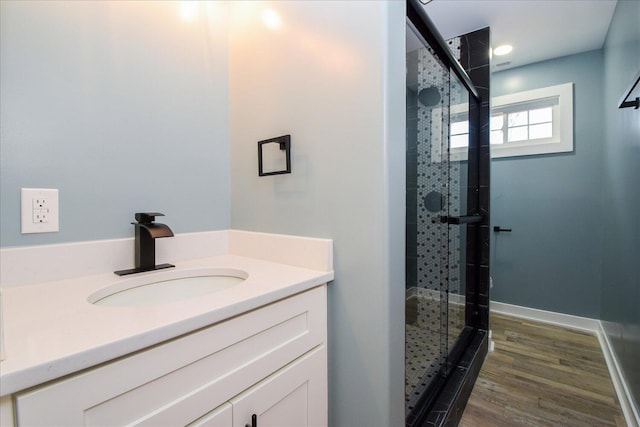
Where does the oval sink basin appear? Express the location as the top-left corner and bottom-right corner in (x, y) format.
(89, 268), (248, 307)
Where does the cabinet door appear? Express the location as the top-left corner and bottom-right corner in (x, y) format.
(187, 402), (232, 427)
(0, 395), (14, 427)
(231, 346), (327, 427)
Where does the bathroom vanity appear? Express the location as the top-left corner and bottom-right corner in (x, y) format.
(0, 230), (333, 426)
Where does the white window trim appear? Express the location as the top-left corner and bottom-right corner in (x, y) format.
(491, 82), (573, 159)
(428, 82), (574, 162)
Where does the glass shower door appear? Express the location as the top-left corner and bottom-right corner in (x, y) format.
(405, 24), (472, 421)
(446, 69), (470, 354)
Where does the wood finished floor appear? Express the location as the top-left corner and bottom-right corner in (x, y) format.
(459, 313), (626, 427)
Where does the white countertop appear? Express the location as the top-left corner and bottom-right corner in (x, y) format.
(0, 231), (333, 396)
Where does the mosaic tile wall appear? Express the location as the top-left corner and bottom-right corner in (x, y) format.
(411, 38), (467, 331)
(407, 39), (467, 294)
(415, 44), (453, 293)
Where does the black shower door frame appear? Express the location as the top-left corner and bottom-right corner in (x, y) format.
(405, 1), (491, 426)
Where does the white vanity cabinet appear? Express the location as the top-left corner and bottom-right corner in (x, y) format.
(191, 347), (325, 427)
(13, 285), (327, 427)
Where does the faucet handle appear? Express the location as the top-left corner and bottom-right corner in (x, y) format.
(135, 212), (165, 223)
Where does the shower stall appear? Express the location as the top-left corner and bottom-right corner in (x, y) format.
(405, 1), (491, 425)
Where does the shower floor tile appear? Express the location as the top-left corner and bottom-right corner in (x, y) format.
(405, 293), (466, 414)
(405, 323), (443, 412)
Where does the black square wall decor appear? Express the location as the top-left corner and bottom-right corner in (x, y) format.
(258, 135), (291, 176)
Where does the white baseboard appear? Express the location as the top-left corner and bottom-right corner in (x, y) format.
(490, 301), (639, 427)
(597, 323), (640, 427)
(490, 301), (599, 332)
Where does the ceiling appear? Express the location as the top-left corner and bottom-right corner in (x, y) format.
(420, 0), (617, 71)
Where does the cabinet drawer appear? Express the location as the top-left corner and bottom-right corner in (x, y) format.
(15, 286), (327, 426)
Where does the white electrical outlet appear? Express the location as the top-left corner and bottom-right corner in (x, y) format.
(21, 188), (59, 234)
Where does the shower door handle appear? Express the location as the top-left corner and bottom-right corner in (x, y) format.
(440, 214), (483, 225)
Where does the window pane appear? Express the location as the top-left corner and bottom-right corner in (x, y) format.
(450, 134), (468, 148)
(508, 111), (528, 127)
(490, 130), (504, 145)
(450, 120), (469, 136)
(529, 123), (552, 139)
(529, 107), (552, 124)
(508, 126), (528, 142)
(491, 114), (504, 130)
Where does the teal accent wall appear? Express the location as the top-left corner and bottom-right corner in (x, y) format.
(0, 1), (231, 247)
(601, 0), (640, 410)
(490, 49), (605, 318)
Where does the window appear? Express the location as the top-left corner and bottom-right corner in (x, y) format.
(490, 83), (573, 158)
(444, 82), (573, 160)
(491, 104), (554, 144)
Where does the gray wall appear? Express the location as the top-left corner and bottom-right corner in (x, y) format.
(490, 49), (604, 318)
(229, 2), (406, 425)
(601, 0), (640, 409)
(0, 1), (231, 247)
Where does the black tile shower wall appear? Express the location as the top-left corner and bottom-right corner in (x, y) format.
(459, 27), (491, 331)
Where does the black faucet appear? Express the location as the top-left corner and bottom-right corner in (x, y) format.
(114, 212), (175, 276)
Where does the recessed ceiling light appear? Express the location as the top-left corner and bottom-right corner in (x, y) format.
(493, 44), (513, 56)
